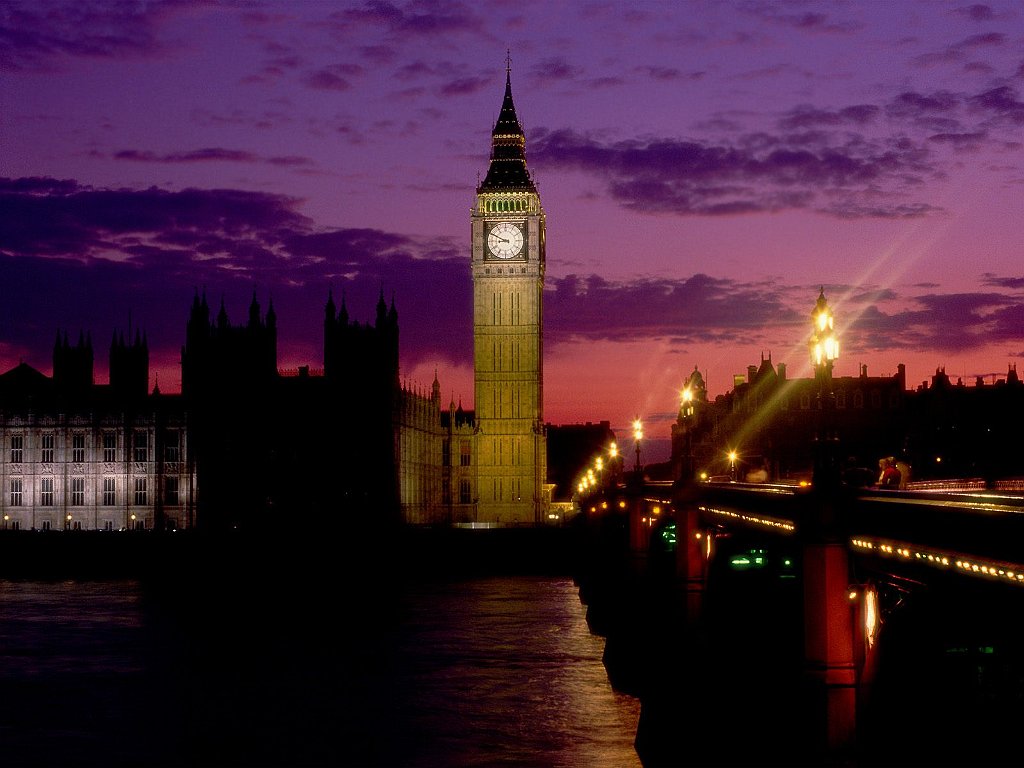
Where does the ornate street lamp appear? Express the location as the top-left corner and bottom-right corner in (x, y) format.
(809, 287), (838, 378)
(632, 417), (643, 474)
(681, 386), (694, 417)
(809, 288), (840, 489)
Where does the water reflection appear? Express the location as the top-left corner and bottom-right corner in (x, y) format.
(382, 577), (642, 768)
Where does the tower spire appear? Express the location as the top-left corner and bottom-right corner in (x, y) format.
(479, 56), (535, 193)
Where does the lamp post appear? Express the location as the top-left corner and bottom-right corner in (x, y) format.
(632, 417), (643, 475)
(803, 289), (858, 754)
(809, 287), (839, 489)
(810, 286), (839, 378)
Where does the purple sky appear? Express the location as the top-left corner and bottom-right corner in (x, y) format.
(3, 1), (1024, 461)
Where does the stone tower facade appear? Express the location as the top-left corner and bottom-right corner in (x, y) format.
(470, 63), (549, 525)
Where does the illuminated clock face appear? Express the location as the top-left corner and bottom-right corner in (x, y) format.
(487, 222), (524, 259)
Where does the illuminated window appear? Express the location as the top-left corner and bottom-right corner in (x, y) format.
(133, 477), (147, 505)
(165, 477), (179, 505)
(71, 477), (85, 506)
(41, 433), (54, 463)
(72, 433), (85, 463)
(103, 432), (116, 462)
(10, 478), (22, 506)
(460, 441), (471, 466)
(103, 477), (116, 506)
(40, 477), (54, 506)
(10, 435), (23, 463)
(133, 431), (147, 462)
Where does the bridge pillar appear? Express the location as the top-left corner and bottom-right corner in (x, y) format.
(672, 480), (705, 625)
(802, 495), (858, 758)
(626, 478), (648, 555)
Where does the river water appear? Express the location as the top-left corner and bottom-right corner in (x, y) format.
(0, 574), (642, 768)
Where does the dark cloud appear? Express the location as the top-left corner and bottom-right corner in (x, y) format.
(954, 4), (996, 21)
(543, 273), (1024, 362)
(0, 177), (471, 379)
(439, 76), (491, 97)
(530, 57), (583, 84)
(530, 126), (937, 219)
(779, 105), (880, 129)
(741, 6), (860, 34)
(0, 0), (181, 71)
(970, 86), (1024, 123)
(845, 291), (1024, 354)
(304, 69), (353, 91)
(333, 1), (480, 37)
(982, 274), (1024, 289)
(886, 90), (961, 119)
(112, 148), (315, 167)
(545, 273), (803, 345)
(927, 131), (987, 147)
(635, 65), (687, 82)
(960, 32), (1006, 47)
(913, 29), (1007, 67)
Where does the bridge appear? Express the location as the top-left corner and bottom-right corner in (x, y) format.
(574, 472), (1024, 765)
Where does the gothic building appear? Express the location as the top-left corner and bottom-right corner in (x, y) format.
(0, 66), (563, 532)
(0, 330), (192, 531)
(179, 289), (403, 529)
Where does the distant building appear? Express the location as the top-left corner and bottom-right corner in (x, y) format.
(904, 364), (1024, 482)
(672, 354), (908, 483)
(670, 353), (1024, 487)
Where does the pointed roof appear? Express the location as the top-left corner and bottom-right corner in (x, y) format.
(479, 59), (536, 193)
(0, 362), (52, 401)
(756, 351), (776, 379)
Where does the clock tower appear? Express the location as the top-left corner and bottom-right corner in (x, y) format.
(471, 61), (548, 525)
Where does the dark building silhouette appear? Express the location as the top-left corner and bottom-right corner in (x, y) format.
(180, 289), (402, 530)
(904, 364), (1024, 484)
